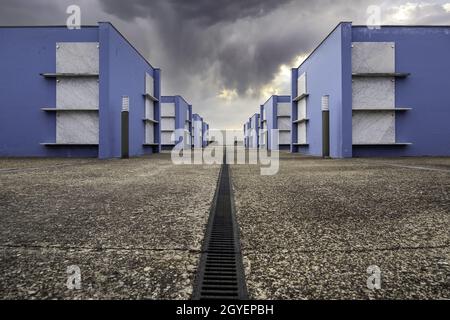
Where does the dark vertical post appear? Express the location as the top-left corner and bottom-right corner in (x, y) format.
(322, 95), (330, 158)
(121, 96), (129, 159)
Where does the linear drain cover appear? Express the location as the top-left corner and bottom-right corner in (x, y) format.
(192, 162), (248, 300)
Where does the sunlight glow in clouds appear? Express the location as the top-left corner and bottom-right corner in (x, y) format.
(218, 88), (239, 101)
(259, 54), (308, 101)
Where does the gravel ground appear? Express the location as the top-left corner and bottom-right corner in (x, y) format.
(0, 155), (220, 299)
(231, 153), (450, 299)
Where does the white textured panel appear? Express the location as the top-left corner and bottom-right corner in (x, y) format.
(145, 123), (154, 144)
(297, 122), (307, 144)
(260, 131), (267, 146)
(145, 73), (154, 96)
(161, 132), (175, 145)
(277, 117), (291, 130)
(56, 42), (99, 74)
(161, 118), (175, 131)
(146, 99), (155, 120)
(277, 103), (291, 116)
(352, 78), (395, 109)
(297, 98), (307, 119)
(279, 131), (291, 145)
(262, 108), (266, 121)
(352, 112), (395, 144)
(321, 95), (329, 111)
(352, 42), (395, 73)
(57, 78), (99, 109)
(297, 72), (307, 96)
(56, 112), (99, 144)
(161, 103), (175, 117)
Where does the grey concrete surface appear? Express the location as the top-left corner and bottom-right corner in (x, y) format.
(0, 155), (220, 299)
(231, 153), (450, 299)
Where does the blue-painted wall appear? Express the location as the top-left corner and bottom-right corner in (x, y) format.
(99, 23), (160, 158)
(0, 26), (99, 157)
(0, 23), (161, 158)
(291, 23), (351, 158)
(351, 26), (450, 157)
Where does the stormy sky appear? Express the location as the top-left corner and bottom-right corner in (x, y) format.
(1, 0), (449, 129)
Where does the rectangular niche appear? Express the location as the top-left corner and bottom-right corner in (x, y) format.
(352, 42), (395, 74)
(56, 112), (99, 144)
(56, 42), (99, 74)
(352, 111), (395, 144)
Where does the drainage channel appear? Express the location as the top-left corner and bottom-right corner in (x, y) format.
(192, 156), (248, 300)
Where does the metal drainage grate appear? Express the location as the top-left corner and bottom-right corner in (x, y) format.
(193, 161), (248, 300)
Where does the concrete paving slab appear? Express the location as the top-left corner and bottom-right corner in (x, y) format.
(0, 154), (220, 299)
(231, 154), (450, 299)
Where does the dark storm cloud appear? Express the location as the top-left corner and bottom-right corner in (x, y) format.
(98, 0), (293, 26)
(97, 0), (346, 95)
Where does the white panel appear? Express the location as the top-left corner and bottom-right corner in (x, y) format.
(277, 117), (291, 131)
(297, 122), (307, 144)
(277, 103), (291, 117)
(145, 123), (154, 144)
(352, 112), (395, 144)
(279, 131), (291, 145)
(297, 99), (307, 119)
(161, 132), (175, 145)
(145, 99), (154, 120)
(321, 95), (329, 111)
(56, 42), (99, 74)
(352, 42), (395, 73)
(297, 72), (307, 96)
(161, 118), (175, 131)
(56, 112), (99, 144)
(352, 78), (395, 109)
(57, 78), (99, 109)
(145, 73), (154, 96)
(161, 103), (176, 117)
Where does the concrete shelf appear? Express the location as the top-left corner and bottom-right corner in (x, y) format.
(143, 143), (159, 146)
(293, 118), (309, 124)
(352, 108), (411, 111)
(161, 129), (174, 132)
(352, 73), (410, 78)
(42, 108), (98, 112)
(41, 73), (99, 78)
(353, 143), (412, 146)
(142, 118), (159, 124)
(41, 143), (99, 146)
(293, 93), (309, 102)
(293, 143), (309, 146)
(143, 93), (159, 102)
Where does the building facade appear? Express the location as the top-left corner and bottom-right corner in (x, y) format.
(245, 113), (260, 149)
(202, 122), (209, 148)
(260, 95), (291, 151)
(292, 22), (450, 158)
(192, 113), (203, 149)
(0, 22), (161, 158)
(160, 96), (192, 150)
